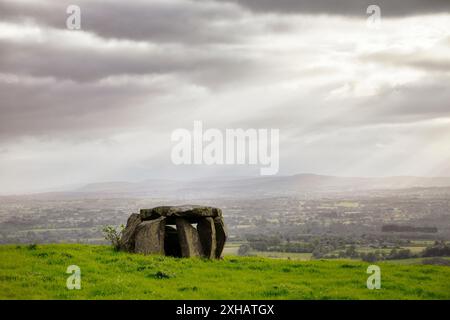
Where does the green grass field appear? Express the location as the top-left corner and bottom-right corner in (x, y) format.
(0, 244), (449, 300)
(249, 251), (312, 260)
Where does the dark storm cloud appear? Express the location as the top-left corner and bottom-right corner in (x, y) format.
(0, 75), (162, 139)
(217, 0), (450, 16)
(0, 0), (264, 84)
(0, 0), (246, 44)
(0, 37), (256, 82)
(0, 0), (262, 141)
(82, 0), (243, 44)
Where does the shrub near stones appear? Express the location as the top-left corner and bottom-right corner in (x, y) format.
(119, 205), (227, 259)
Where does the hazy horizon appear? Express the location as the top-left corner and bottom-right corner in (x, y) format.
(2, 172), (450, 196)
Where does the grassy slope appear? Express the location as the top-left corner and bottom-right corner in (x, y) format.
(0, 244), (449, 300)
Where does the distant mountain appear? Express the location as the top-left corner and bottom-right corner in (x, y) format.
(4, 174), (449, 200)
(71, 174), (450, 199)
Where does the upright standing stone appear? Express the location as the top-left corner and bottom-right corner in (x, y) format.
(197, 217), (216, 259)
(176, 218), (203, 257)
(214, 216), (227, 259)
(134, 217), (166, 255)
(119, 213), (142, 252)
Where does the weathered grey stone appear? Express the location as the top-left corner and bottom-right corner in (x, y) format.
(176, 218), (203, 257)
(119, 213), (141, 252)
(214, 216), (227, 259)
(122, 205), (226, 259)
(134, 217), (166, 255)
(140, 205), (222, 221)
(197, 217), (216, 259)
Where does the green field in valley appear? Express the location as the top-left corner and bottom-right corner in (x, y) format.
(0, 244), (449, 300)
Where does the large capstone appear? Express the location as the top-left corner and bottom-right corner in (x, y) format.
(140, 205), (222, 223)
(119, 205), (226, 259)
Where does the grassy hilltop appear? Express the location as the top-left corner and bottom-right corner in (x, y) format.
(0, 244), (449, 300)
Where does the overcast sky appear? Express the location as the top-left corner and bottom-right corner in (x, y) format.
(0, 0), (449, 194)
